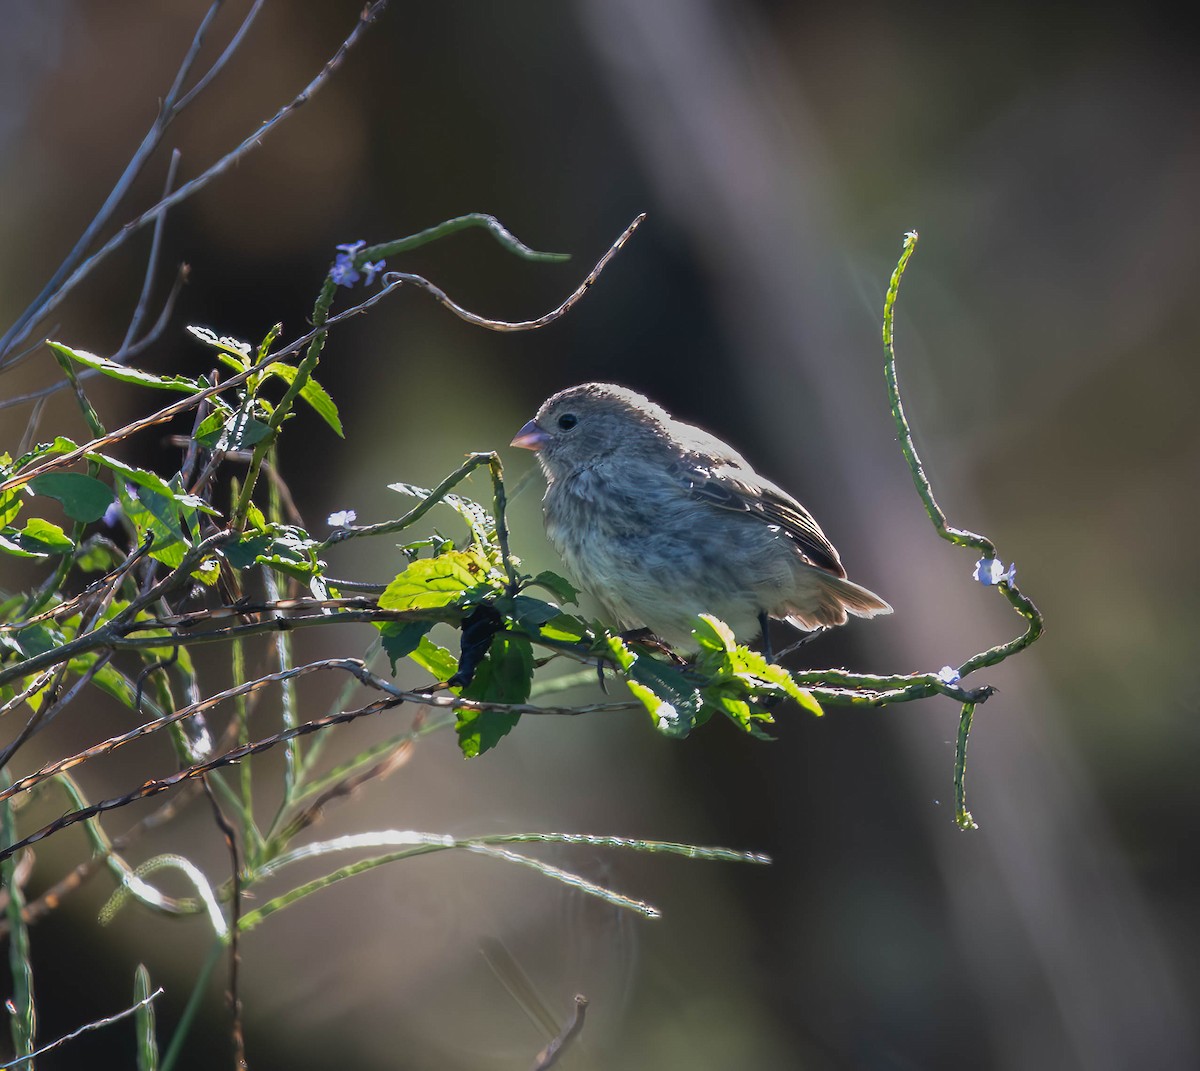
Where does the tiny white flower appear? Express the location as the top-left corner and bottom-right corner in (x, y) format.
(936, 665), (961, 685)
(973, 558), (1016, 586)
(327, 509), (357, 528)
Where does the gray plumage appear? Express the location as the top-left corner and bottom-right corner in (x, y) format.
(511, 383), (891, 648)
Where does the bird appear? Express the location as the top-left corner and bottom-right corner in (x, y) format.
(511, 382), (891, 651)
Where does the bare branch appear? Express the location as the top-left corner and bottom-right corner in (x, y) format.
(380, 213), (645, 332)
(0, 988), (164, 1070)
(532, 995), (589, 1071)
(0, 1), (390, 366)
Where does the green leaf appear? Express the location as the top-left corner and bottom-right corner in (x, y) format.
(194, 409), (272, 451)
(29, 471), (114, 522)
(407, 636), (459, 681)
(604, 634), (636, 672)
(378, 550), (496, 612)
(692, 613), (736, 654)
(186, 325), (252, 364)
(118, 484), (188, 568)
(46, 341), (202, 393)
(501, 594), (562, 631)
(457, 633), (533, 757)
(5, 517), (75, 556)
(526, 570), (580, 604)
(388, 482), (494, 549)
(732, 647), (824, 718)
(538, 613), (592, 644)
(223, 531), (273, 569)
(626, 679), (688, 737)
(9, 623), (66, 659)
(260, 361), (343, 437)
(627, 655), (706, 737)
(378, 619), (435, 673)
(0, 487), (23, 529)
(76, 540), (118, 572)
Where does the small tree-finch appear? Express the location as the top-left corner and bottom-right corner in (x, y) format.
(512, 383), (891, 648)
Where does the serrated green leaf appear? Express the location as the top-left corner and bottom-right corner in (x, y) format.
(223, 531), (272, 569)
(407, 636), (459, 681)
(625, 680), (694, 738)
(46, 341), (202, 393)
(692, 613), (736, 654)
(706, 689), (775, 738)
(527, 570), (580, 605)
(378, 619), (435, 672)
(28, 471), (114, 522)
(260, 362), (343, 437)
(299, 378), (342, 437)
(388, 482), (494, 549)
(732, 647), (824, 718)
(628, 656), (705, 737)
(457, 633), (532, 757)
(379, 550), (496, 612)
(604, 634), (636, 671)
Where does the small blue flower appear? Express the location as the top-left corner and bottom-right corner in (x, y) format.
(327, 509), (357, 528)
(936, 665), (961, 685)
(973, 557), (1016, 586)
(362, 259), (386, 286)
(332, 241), (377, 288)
(330, 254), (360, 287)
(102, 498), (122, 527)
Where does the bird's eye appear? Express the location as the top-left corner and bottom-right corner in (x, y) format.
(557, 413), (578, 431)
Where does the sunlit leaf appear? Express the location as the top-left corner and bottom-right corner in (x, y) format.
(379, 549), (496, 612)
(46, 341), (202, 393)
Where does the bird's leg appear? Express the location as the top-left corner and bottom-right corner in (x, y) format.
(758, 611), (775, 664)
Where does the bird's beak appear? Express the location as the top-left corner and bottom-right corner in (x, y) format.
(511, 419), (549, 451)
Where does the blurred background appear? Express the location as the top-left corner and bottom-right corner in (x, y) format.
(2, 1), (1198, 1068)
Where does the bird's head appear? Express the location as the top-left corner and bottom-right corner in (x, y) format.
(511, 382), (672, 479)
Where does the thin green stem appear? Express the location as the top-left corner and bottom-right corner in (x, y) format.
(882, 232), (996, 558)
(954, 702), (978, 830)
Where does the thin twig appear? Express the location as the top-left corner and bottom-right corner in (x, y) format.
(0, 0), (227, 365)
(0, 1), (390, 366)
(532, 995), (589, 1071)
(122, 149), (182, 350)
(380, 213), (644, 332)
(0, 989), (165, 1070)
(201, 778), (246, 1069)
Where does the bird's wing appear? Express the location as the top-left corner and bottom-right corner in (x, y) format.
(672, 453), (846, 577)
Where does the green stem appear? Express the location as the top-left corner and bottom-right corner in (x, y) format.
(882, 232), (996, 557)
(159, 939), (223, 1071)
(954, 702), (978, 830)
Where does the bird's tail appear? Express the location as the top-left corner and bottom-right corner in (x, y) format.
(784, 574), (892, 631)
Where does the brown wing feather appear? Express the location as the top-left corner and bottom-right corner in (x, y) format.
(673, 457), (846, 578)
